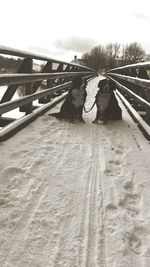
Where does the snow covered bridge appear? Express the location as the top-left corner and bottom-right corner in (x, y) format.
(0, 76), (150, 267)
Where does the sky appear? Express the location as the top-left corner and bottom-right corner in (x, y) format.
(1, 0), (150, 63)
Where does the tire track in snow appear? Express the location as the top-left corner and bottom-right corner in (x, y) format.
(98, 149), (107, 267)
(93, 125), (107, 267)
(77, 125), (107, 267)
(49, 119), (106, 266)
(77, 162), (98, 267)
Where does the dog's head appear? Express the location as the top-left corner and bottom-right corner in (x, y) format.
(98, 78), (110, 93)
(72, 76), (87, 90)
(83, 78), (87, 87)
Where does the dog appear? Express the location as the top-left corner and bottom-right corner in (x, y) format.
(92, 78), (122, 124)
(49, 76), (87, 122)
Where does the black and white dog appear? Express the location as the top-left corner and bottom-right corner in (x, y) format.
(92, 78), (122, 124)
(49, 76), (87, 122)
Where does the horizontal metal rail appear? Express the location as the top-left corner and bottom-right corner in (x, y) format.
(116, 90), (150, 140)
(0, 46), (97, 140)
(0, 45), (96, 73)
(106, 71), (150, 138)
(107, 73), (150, 90)
(0, 82), (71, 115)
(106, 61), (150, 137)
(0, 71), (93, 86)
(107, 76), (150, 108)
(0, 94), (68, 142)
(107, 61), (150, 72)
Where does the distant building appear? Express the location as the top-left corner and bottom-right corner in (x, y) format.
(142, 55), (150, 62)
(71, 55), (86, 66)
(113, 57), (130, 68)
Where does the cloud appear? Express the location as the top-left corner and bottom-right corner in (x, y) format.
(54, 37), (99, 53)
(25, 45), (81, 62)
(26, 46), (54, 56)
(132, 12), (149, 21)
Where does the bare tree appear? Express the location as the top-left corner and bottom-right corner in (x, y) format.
(82, 45), (106, 72)
(103, 43), (121, 69)
(124, 42), (145, 63)
(145, 54), (150, 61)
(105, 43), (121, 59)
(81, 42), (146, 71)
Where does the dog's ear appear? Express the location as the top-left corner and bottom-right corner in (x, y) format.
(108, 79), (116, 91)
(98, 78), (107, 88)
(98, 81), (101, 87)
(72, 76), (83, 88)
(84, 78), (87, 86)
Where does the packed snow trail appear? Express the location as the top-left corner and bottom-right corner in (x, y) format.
(0, 76), (150, 267)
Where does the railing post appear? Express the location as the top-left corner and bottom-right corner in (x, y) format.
(38, 61), (52, 103)
(39, 79), (53, 103)
(56, 63), (64, 85)
(145, 93), (150, 125)
(63, 65), (71, 83)
(19, 58), (33, 114)
(138, 66), (150, 117)
(1, 58), (33, 103)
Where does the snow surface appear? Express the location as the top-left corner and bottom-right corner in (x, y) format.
(0, 76), (150, 267)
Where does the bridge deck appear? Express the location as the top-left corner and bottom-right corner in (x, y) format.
(0, 77), (150, 266)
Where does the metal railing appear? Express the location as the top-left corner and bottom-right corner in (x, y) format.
(0, 46), (97, 141)
(106, 61), (150, 139)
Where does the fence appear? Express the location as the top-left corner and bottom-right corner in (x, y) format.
(106, 61), (150, 139)
(0, 46), (97, 141)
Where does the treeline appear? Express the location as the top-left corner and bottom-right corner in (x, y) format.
(0, 55), (23, 73)
(82, 42), (150, 72)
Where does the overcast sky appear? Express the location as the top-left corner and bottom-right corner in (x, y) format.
(1, 0), (150, 62)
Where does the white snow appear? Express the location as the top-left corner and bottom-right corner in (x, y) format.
(0, 76), (150, 267)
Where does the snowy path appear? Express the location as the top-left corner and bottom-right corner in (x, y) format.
(0, 77), (150, 267)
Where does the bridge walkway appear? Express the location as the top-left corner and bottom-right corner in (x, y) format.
(0, 77), (150, 267)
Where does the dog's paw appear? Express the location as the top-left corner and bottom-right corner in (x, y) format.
(92, 120), (98, 124)
(78, 118), (85, 123)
